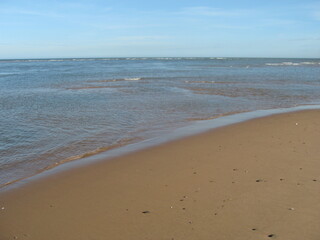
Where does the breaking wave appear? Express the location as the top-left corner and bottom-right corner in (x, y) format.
(266, 61), (320, 66)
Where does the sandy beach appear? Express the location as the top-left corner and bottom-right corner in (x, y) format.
(1, 109), (320, 240)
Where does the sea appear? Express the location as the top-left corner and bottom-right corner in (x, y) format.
(1, 57), (320, 188)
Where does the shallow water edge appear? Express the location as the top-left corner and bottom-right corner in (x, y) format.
(2, 104), (320, 193)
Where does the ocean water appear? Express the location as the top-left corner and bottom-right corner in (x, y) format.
(0, 57), (320, 187)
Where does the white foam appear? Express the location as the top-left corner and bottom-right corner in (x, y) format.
(0, 72), (17, 76)
(300, 62), (318, 65)
(266, 61), (320, 66)
(124, 78), (141, 81)
(47, 59), (66, 62)
(209, 57), (227, 60)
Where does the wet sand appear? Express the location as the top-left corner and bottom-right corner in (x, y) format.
(1, 110), (320, 240)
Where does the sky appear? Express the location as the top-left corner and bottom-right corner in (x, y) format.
(0, 0), (319, 59)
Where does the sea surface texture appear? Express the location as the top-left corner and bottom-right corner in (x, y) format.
(0, 57), (320, 187)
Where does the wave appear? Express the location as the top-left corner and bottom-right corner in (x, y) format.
(266, 61), (320, 66)
(0, 136), (142, 188)
(0, 72), (18, 76)
(43, 137), (142, 170)
(124, 77), (142, 81)
(300, 62), (320, 65)
(0, 58), (123, 63)
(210, 57), (227, 60)
(8, 57), (188, 63)
(125, 58), (149, 60)
(13, 59), (66, 63)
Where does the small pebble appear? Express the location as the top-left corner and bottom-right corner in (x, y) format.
(252, 228), (257, 231)
(142, 211), (150, 214)
(1, 207), (4, 210)
(268, 234), (275, 238)
(256, 179), (263, 182)
(288, 207), (295, 210)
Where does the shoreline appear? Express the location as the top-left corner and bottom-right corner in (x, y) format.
(1, 56), (320, 191)
(1, 104), (320, 192)
(1, 108), (320, 239)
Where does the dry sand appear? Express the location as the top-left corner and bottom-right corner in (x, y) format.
(1, 110), (320, 240)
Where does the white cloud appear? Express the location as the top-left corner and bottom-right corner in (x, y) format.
(0, 7), (63, 18)
(57, 2), (112, 13)
(313, 11), (320, 20)
(289, 36), (320, 42)
(302, 2), (320, 21)
(209, 24), (251, 30)
(260, 18), (297, 26)
(178, 6), (252, 17)
(84, 22), (163, 30)
(0, 3), (112, 19)
(116, 36), (170, 41)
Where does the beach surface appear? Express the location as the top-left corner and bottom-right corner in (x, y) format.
(1, 110), (320, 240)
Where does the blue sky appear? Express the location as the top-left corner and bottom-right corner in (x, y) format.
(0, 0), (319, 58)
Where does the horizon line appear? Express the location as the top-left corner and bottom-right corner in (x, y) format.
(1, 56), (319, 61)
